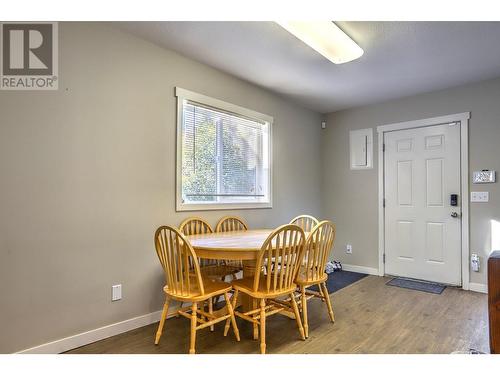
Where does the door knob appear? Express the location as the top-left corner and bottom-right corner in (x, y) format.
(451, 212), (459, 218)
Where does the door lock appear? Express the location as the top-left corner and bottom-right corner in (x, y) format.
(450, 194), (458, 206)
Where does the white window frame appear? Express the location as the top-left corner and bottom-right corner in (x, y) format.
(175, 87), (273, 211)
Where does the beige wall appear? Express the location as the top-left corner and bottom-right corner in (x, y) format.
(322, 77), (500, 287)
(0, 23), (323, 353)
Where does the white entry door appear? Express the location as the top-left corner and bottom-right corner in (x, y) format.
(384, 123), (461, 285)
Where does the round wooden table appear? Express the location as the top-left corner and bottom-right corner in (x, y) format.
(187, 229), (273, 313)
(187, 229), (273, 260)
(187, 229), (273, 281)
(187, 229), (303, 320)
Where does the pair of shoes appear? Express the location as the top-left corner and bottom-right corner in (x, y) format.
(325, 261), (335, 274)
(333, 261), (342, 272)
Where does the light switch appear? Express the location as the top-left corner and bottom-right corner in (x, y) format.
(471, 191), (489, 202)
(112, 284), (122, 301)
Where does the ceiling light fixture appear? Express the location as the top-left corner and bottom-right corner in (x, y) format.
(276, 21), (364, 64)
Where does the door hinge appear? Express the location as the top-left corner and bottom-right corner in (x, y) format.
(383, 254), (386, 263)
(383, 198), (386, 207)
(382, 143), (385, 152)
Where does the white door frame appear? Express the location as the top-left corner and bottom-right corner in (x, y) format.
(377, 112), (470, 290)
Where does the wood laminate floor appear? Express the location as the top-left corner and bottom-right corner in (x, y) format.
(66, 276), (489, 354)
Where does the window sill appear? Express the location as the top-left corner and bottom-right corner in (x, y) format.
(176, 201), (272, 212)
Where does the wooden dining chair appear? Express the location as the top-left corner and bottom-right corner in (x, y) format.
(294, 220), (336, 338)
(289, 214), (319, 233)
(180, 217), (217, 274)
(179, 217), (237, 279)
(215, 216), (249, 277)
(153, 225), (240, 354)
(223, 224), (306, 354)
(179, 217), (214, 236)
(215, 216), (249, 232)
(179, 217), (241, 324)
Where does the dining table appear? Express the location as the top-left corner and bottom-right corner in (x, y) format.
(187, 228), (300, 319)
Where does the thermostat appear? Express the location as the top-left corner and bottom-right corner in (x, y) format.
(472, 170), (496, 184)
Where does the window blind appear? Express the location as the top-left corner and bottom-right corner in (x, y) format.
(181, 100), (269, 204)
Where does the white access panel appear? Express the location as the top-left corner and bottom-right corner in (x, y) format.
(350, 128), (373, 170)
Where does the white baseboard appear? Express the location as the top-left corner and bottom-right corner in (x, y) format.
(342, 264), (379, 276)
(16, 307), (180, 354)
(468, 282), (488, 294)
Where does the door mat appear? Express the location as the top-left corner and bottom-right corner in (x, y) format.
(386, 277), (446, 294)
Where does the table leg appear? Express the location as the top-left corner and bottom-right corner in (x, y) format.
(205, 260), (252, 319)
(242, 260), (257, 312)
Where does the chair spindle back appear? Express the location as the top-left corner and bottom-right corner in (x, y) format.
(154, 225), (204, 297)
(254, 224), (305, 294)
(302, 221), (336, 282)
(216, 216), (248, 232)
(179, 217), (213, 236)
(289, 215), (320, 233)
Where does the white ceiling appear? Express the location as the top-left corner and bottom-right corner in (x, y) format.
(117, 21), (500, 113)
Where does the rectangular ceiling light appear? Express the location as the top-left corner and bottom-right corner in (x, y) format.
(276, 21), (364, 64)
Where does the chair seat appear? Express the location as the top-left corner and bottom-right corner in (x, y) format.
(163, 276), (232, 302)
(295, 267), (328, 286)
(231, 275), (297, 299)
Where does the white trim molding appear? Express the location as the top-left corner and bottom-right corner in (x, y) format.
(342, 264), (379, 276)
(377, 112), (471, 290)
(175, 87), (274, 124)
(16, 307), (180, 354)
(376, 112), (470, 134)
(469, 282), (488, 294)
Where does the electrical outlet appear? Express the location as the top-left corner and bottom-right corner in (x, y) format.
(471, 254), (480, 272)
(112, 284), (122, 301)
(346, 244), (352, 254)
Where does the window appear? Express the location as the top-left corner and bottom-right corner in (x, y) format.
(176, 88), (272, 211)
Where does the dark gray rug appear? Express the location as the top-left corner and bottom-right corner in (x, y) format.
(386, 277), (446, 294)
(309, 270), (368, 294)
